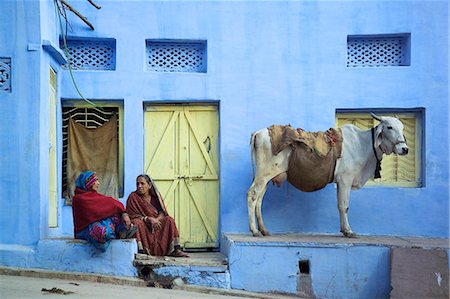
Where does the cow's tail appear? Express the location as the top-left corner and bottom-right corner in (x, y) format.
(249, 131), (257, 180)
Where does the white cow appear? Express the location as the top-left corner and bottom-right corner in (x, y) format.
(247, 113), (408, 238)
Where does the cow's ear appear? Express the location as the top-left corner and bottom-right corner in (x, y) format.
(374, 125), (383, 148)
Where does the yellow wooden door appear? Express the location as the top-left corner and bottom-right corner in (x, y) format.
(48, 68), (58, 227)
(144, 104), (219, 248)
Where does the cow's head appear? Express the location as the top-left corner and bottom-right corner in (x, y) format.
(371, 113), (409, 155)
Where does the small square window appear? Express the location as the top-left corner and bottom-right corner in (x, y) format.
(60, 37), (116, 70)
(146, 39), (207, 73)
(0, 57), (12, 92)
(347, 33), (411, 67)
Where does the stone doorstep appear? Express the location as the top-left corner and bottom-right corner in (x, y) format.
(133, 252), (231, 289)
(133, 251), (228, 270)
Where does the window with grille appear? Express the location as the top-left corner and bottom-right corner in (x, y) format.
(60, 38), (116, 70)
(335, 109), (423, 187)
(146, 40), (207, 73)
(347, 34), (410, 67)
(0, 57), (11, 92)
(62, 103), (124, 200)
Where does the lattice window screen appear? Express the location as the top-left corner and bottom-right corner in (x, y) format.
(62, 106), (122, 197)
(336, 113), (420, 187)
(347, 35), (410, 67)
(61, 38), (116, 70)
(146, 40), (207, 73)
(0, 57), (11, 92)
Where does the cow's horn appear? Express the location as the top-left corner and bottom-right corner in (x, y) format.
(371, 112), (382, 121)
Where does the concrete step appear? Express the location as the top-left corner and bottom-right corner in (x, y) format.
(133, 252), (230, 289)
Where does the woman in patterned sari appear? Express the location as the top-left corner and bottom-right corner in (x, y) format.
(126, 174), (188, 257)
(72, 171), (137, 252)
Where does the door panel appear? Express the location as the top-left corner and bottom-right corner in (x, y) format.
(144, 105), (219, 248)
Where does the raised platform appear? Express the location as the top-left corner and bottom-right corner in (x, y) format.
(221, 233), (450, 298)
(223, 233), (449, 249)
(0, 238), (138, 277)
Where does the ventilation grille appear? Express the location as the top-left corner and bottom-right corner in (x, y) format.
(0, 57), (11, 92)
(146, 40), (207, 73)
(62, 106), (119, 197)
(347, 34), (410, 67)
(61, 38), (116, 70)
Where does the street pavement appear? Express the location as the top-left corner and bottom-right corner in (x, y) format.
(0, 275), (246, 299)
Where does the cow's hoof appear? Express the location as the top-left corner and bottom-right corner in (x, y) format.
(342, 231), (358, 238)
(260, 230), (270, 236)
(252, 231), (263, 237)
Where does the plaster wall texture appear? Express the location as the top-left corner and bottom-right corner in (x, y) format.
(0, 0), (448, 271)
(227, 242), (391, 297)
(0, 0), (42, 245)
(55, 0), (448, 238)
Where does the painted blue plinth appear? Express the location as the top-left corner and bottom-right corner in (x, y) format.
(0, 239), (137, 277)
(223, 234), (391, 298)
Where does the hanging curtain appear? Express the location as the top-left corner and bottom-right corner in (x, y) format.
(66, 115), (118, 205)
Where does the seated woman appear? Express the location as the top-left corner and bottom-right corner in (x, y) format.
(72, 171), (137, 252)
(126, 174), (189, 257)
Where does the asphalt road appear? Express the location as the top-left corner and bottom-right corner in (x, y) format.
(0, 275), (245, 299)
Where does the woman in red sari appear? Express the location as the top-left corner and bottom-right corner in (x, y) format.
(72, 171), (137, 252)
(126, 174), (188, 257)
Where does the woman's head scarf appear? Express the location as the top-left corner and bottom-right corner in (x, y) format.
(76, 171), (98, 191)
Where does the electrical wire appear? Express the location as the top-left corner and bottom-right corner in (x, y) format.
(54, 0), (98, 108)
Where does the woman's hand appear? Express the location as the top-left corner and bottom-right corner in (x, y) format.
(148, 217), (162, 231)
(121, 213), (133, 230)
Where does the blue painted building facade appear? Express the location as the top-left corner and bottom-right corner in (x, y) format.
(0, 0), (448, 297)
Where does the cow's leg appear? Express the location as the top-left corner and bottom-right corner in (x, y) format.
(247, 179), (266, 237)
(336, 182), (357, 238)
(255, 183), (269, 236)
(247, 181), (259, 236)
(247, 175), (273, 237)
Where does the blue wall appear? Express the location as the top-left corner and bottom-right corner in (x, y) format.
(227, 241), (391, 297)
(0, 0), (448, 251)
(0, 0), (42, 245)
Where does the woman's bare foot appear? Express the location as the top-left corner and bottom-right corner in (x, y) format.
(170, 249), (189, 257)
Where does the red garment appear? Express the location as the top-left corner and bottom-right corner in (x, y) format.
(126, 191), (179, 256)
(72, 187), (126, 234)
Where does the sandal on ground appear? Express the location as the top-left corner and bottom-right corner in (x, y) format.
(170, 249), (189, 257)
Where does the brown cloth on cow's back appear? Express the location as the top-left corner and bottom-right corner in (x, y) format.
(268, 125), (343, 192)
